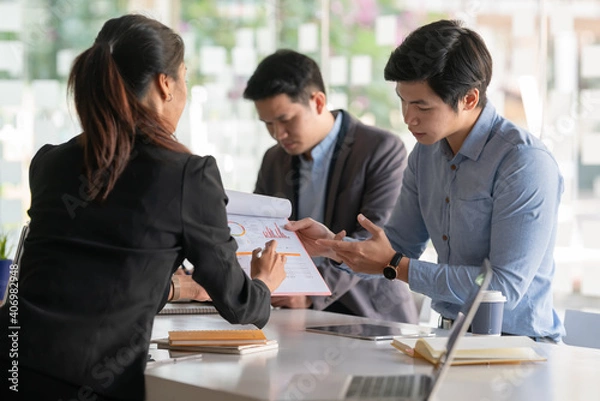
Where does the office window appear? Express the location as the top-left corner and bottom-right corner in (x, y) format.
(1, 0), (599, 302)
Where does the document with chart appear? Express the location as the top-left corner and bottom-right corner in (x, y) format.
(226, 190), (331, 296)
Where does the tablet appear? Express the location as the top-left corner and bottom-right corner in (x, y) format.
(305, 323), (409, 341)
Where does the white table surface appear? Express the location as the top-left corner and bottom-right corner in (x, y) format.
(145, 309), (600, 401)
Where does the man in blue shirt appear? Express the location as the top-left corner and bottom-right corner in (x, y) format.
(286, 20), (564, 341)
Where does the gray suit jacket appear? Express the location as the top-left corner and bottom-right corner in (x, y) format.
(255, 110), (418, 323)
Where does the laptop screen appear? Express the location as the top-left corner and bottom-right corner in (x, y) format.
(427, 259), (493, 397)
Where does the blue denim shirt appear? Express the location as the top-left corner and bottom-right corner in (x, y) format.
(386, 102), (564, 341)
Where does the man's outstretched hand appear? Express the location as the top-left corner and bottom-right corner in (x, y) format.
(285, 218), (345, 261)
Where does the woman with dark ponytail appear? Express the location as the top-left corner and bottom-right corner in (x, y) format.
(0, 14), (286, 401)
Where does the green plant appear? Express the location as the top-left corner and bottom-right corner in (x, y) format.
(0, 231), (12, 260)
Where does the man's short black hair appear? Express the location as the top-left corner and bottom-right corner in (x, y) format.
(243, 49), (326, 104)
(384, 19), (492, 111)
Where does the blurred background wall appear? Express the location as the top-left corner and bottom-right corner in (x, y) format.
(1, 0), (599, 310)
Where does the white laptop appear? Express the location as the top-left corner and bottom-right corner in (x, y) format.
(285, 258), (493, 401)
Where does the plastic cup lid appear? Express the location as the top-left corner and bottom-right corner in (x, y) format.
(481, 290), (507, 302)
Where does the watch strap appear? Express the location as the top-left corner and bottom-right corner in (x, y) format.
(171, 275), (181, 301)
(389, 252), (403, 268)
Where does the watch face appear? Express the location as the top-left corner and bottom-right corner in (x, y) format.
(383, 266), (397, 280)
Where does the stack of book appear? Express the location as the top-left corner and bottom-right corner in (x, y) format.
(153, 329), (279, 355)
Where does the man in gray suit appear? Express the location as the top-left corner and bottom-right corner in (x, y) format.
(243, 49), (418, 323)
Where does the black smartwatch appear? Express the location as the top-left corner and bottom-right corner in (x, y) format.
(383, 252), (403, 280)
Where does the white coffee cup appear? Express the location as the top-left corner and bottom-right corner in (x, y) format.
(471, 290), (507, 335)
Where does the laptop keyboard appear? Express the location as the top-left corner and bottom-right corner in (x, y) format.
(345, 374), (430, 399)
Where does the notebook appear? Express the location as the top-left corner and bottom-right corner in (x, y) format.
(158, 302), (218, 315)
(167, 329), (268, 346)
(285, 258), (493, 401)
(392, 334), (545, 366)
(152, 337), (279, 355)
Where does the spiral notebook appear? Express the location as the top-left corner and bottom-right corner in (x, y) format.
(158, 302), (218, 315)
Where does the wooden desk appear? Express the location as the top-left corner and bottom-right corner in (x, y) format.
(146, 309), (600, 400)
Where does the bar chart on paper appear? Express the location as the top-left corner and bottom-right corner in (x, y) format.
(263, 223), (289, 239)
(225, 190), (331, 296)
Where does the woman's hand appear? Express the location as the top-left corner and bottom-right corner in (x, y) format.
(170, 274), (211, 302)
(250, 239), (287, 293)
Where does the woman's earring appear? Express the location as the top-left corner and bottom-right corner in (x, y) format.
(166, 93), (173, 102)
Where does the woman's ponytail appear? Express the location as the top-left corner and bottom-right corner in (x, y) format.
(68, 41), (135, 201)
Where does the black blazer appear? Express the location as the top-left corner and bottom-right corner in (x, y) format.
(0, 135), (270, 400)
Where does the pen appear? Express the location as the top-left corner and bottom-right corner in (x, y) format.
(146, 353), (203, 369)
(236, 251), (301, 257)
(180, 261), (192, 275)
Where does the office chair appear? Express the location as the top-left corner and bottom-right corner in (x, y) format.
(0, 221), (29, 307)
(562, 308), (600, 349)
(411, 291), (433, 325)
